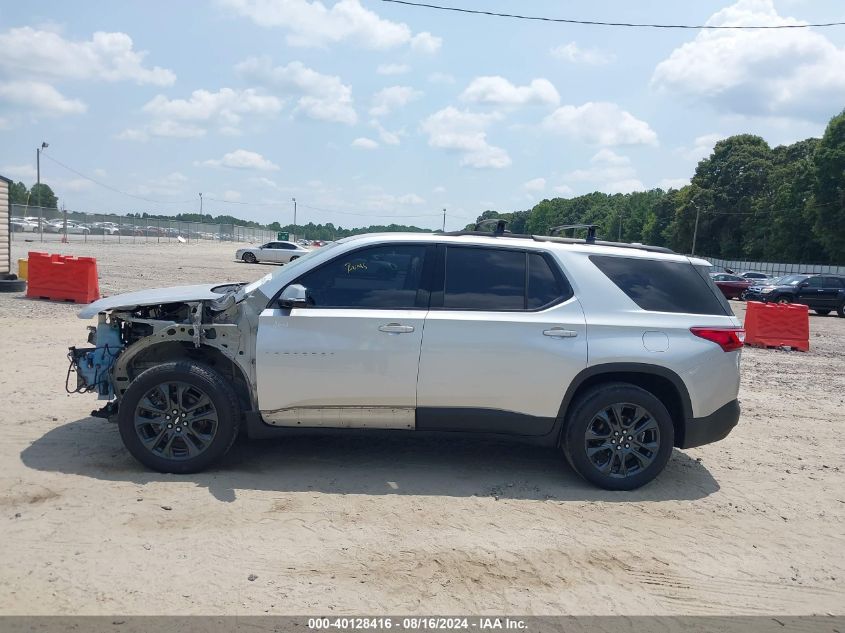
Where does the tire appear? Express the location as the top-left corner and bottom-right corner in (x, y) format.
(837, 302), (845, 318)
(0, 274), (26, 293)
(289, 255), (299, 262)
(242, 252), (257, 264)
(562, 382), (674, 491)
(814, 309), (830, 316)
(117, 361), (240, 474)
(775, 296), (790, 304)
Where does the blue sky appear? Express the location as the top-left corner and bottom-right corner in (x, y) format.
(1, 0), (844, 230)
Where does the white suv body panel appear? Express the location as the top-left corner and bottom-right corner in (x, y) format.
(416, 296), (587, 418)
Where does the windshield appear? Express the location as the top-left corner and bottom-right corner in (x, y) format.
(774, 275), (808, 286)
(239, 242), (340, 296)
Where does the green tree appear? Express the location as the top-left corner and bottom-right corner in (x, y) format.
(813, 108), (845, 263)
(9, 181), (29, 205)
(29, 183), (58, 209)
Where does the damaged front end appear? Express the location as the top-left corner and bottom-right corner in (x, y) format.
(69, 282), (260, 421)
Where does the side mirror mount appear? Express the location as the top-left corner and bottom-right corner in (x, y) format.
(279, 284), (308, 309)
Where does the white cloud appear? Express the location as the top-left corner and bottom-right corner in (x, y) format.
(202, 149), (279, 171)
(564, 149), (645, 194)
(219, 0), (440, 52)
(377, 63), (410, 76)
(143, 88), (282, 124)
(237, 57), (356, 124)
(657, 177), (689, 190)
(553, 184), (574, 196)
(651, 0), (845, 120)
(369, 85), (422, 116)
(421, 107), (511, 169)
(410, 32), (442, 54)
(148, 120), (207, 138)
(0, 164), (37, 181)
(352, 137), (379, 150)
(433, 186), (446, 194)
(680, 133), (726, 162)
(132, 172), (190, 197)
(370, 119), (402, 145)
(543, 102), (658, 146)
(222, 190), (242, 201)
(115, 128), (149, 142)
(0, 80), (86, 116)
(461, 76), (559, 107)
(523, 177), (546, 192)
(0, 27), (175, 86)
(550, 42), (615, 65)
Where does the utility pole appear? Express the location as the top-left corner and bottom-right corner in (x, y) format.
(36, 141), (48, 242)
(292, 197), (297, 240)
(442, 208), (446, 232)
(691, 203), (701, 255)
(199, 192), (203, 215)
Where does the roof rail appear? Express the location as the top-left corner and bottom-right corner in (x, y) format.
(549, 224), (597, 244)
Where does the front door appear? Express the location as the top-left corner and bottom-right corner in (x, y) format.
(416, 245), (587, 435)
(796, 276), (826, 308)
(256, 243), (432, 428)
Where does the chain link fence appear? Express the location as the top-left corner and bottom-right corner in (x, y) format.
(9, 204), (277, 245)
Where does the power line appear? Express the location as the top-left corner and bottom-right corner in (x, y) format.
(380, 0), (845, 29)
(299, 203), (443, 219)
(39, 153), (195, 205)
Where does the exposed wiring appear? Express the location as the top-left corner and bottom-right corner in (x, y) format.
(380, 0), (845, 29)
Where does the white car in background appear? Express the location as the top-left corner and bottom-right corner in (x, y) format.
(236, 241), (310, 264)
(10, 217), (38, 232)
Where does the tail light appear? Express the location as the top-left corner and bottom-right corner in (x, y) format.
(690, 327), (745, 352)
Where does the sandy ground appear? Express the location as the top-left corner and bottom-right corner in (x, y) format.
(1, 241), (843, 616)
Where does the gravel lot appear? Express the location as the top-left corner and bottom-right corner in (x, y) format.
(1, 241), (843, 615)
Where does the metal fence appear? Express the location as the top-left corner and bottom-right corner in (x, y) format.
(701, 255), (845, 277)
(9, 204), (277, 244)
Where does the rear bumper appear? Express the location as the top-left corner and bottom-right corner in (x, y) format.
(680, 399), (740, 449)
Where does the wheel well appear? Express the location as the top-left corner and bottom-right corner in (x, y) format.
(563, 371), (687, 448)
(127, 342), (253, 410)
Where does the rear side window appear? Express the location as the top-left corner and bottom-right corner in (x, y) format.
(824, 277), (844, 288)
(590, 255), (730, 315)
(442, 246), (570, 311)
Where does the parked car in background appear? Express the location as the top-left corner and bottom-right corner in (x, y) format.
(737, 271), (768, 281)
(311, 240), (326, 247)
(743, 274), (845, 316)
(710, 273), (752, 299)
(89, 222), (120, 235)
(236, 241), (310, 264)
(10, 217), (38, 232)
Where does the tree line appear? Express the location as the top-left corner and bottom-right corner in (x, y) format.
(473, 108), (845, 265)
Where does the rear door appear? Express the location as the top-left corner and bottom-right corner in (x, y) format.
(415, 245), (587, 435)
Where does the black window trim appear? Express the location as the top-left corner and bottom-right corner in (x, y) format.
(429, 243), (574, 313)
(269, 242), (436, 311)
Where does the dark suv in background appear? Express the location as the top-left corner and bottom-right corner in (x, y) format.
(743, 274), (845, 316)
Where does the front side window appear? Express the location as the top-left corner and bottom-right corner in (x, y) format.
(294, 244), (427, 309)
(804, 276), (824, 288)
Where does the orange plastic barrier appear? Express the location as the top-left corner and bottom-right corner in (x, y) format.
(744, 301), (809, 352)
(25, 251), (100, 304)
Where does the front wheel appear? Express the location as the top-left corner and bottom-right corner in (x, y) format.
(776, 296), (791, 305)
(242, 252), (257, 264)
(117, 361), (240, 473)
(815, 309), (831, 316)
(562, 383), (674, 490)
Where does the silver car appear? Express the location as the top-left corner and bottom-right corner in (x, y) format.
(235, 241), (309, 264)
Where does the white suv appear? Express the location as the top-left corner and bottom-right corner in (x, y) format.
(71, 229), (743, 490)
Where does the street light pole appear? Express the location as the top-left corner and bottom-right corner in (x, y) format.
(199, 192), (203, 215)
(442, 208), (446, 232)
(292, 197), (297, 239)
(36, 141), (48, 242)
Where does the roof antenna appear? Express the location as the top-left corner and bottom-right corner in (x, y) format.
(474, 218), (509, 236)
(549, 223), (597, 244)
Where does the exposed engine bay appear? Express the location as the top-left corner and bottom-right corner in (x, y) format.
(68, 283), (261, 420)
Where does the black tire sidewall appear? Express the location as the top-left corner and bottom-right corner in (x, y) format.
(242, 253), (257, 263)
(117, 361), (240, 474)
(837, 302), (845, 318)
(563, 383), (675, 491)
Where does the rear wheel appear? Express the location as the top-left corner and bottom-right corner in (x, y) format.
(815, 309), (831, 316)
(242, 252), (257, 264)
(563, 383), (674, 491)
(117, 361), (240, 473)
(837, 302), (845, 318)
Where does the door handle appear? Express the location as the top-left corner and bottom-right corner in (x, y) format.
(378, 323), (415, 334)
(543, 327), (578, 338)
